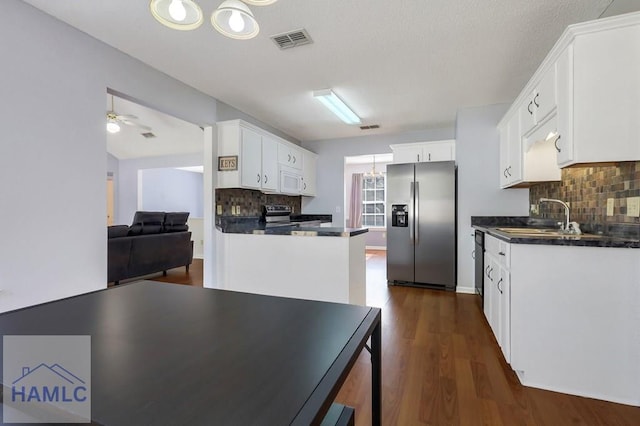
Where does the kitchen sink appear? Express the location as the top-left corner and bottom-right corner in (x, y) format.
(495, 227), (560, 234)
(494, 227), (605, 239)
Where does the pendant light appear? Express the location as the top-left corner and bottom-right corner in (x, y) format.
(212, 0), (259, 40)
(150, 0), (204, 31)
(365, 155), (383, 180)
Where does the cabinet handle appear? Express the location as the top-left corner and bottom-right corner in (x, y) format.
(485, 266), (490, 277)
(303, 182), (307, 190)
(472, 250), (476, 260)
(497, 277), (503, 294)
(257, 174), (261, 183)
(264, 174), (268, 184)
(507, 166), (512, 176)
(488, 267), (494, 281)
(554, 134), (562, 153)
(417, 154), (420, 162)
(293, 156), (296, 164)
(534, 93), (540, 108)
(503, 169), (507, 178)
(498, 251), (505, 256)
(527, 101), (533, 115)
(288, 154), (291, 162)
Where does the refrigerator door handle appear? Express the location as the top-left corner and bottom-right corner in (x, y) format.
(409, 182), (414, 241)
(414, 181), (419, 243)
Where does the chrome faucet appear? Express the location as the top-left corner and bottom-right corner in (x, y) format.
(539, 198), (570, 231)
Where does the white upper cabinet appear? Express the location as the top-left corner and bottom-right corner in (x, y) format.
(499, 112), (523, 188)
(555, 44), (574, 165)
(261, 135), (279, 192)
(390, 140), (456, 164)
(278, 144), (303, 170)
(301, 151), (317, 196)
(238, 126), (278, 191)
(498, 11), (640, 186)
(217, 119), (317, 195)
(567, 21), (640, 166)
(520, 66), (557, 135)
(239, 126), (263, 190)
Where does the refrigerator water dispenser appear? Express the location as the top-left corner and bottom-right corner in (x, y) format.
(391, 205), (408, 227)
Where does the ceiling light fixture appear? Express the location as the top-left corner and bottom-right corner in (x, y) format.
(365, 155), (383, 180)
(313, 89), (361, 125)
(242, 0), (278, 5)
(150, 0), (277, 39)
(106, 116), (121, 134)
(149, 0), (204, 30)
(212, 0), (259, 40)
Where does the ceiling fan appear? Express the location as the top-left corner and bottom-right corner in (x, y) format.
(106, 95), (152, 134)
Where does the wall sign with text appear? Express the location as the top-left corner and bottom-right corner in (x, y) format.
(218, 156), (238, 171)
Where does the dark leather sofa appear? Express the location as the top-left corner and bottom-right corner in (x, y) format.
(108, 211), (193, 284)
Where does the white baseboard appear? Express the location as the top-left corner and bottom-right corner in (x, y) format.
(365, 246), (387, 250)
(456, 286), (476, 294)
(193, 254), (204, 260)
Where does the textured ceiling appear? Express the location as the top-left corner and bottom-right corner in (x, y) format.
(22, 0), (630, 142)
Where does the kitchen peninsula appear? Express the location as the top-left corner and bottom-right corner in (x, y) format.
(215, 216), (368, 305)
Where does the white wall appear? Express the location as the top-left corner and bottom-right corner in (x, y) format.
(455, 104), (529, 293)
(117, 153), (204, 224)
(302, 129), (455, 226)
(0, 0), (218, 312)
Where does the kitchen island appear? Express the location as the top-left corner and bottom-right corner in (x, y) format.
(215, 217), (368, 305)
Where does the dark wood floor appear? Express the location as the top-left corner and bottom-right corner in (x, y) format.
(155, 252), (640, 425)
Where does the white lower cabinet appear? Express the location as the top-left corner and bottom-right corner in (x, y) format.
(486, 239), (640, 406)
(483, 235), (511, 363)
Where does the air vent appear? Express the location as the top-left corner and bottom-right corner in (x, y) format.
(360, 125), (380, 130)
(141, 132), (156, 139)
(271, 29), (313, 50)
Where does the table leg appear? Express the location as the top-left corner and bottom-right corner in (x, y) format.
(371, 321), (381, 426)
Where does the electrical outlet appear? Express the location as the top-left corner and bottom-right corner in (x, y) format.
(627, 197), (640, 217)
(606, 198), (614, 216)
(217, 205), (222, 215)
(530, 204), (539, 215)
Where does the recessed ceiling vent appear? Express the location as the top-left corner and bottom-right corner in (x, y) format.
(271, 29), (313, 50)
(141, 132), (156, 139)
(360, 125), (380, 130)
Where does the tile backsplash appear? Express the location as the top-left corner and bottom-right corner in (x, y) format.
(529, 161), (640, 226)
(216, 188), (301, 217)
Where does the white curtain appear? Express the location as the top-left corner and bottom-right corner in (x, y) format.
(348, 173), (363, 228)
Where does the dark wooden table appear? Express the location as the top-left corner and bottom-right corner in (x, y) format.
(0, 281), (381, 425)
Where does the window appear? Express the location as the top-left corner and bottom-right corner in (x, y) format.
(362, 174), (385, 227)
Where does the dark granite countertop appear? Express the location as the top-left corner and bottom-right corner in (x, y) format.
(472, 216), (640, 249)
(216, 215), (368, 237)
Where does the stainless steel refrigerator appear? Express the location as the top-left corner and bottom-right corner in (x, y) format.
(386, 161), (456, 290)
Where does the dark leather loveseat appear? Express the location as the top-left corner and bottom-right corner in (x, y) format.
(108, 211), (193, 284)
